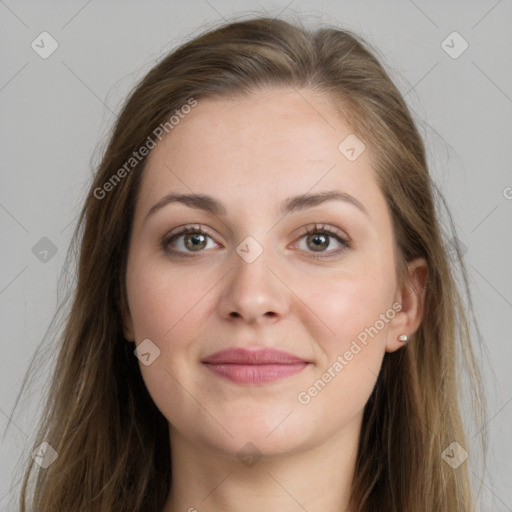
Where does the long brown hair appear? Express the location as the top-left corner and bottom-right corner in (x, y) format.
(10, 15), (486, 511)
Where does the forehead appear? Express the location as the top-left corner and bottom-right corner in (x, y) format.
(136, 88), (385, 220)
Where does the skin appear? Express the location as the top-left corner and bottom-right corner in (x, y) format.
(123, 87), (427, 512)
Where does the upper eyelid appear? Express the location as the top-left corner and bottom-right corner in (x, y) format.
(302, 223), (350, 240)
(164, 224), (217, 242)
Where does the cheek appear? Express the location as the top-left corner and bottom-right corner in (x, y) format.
(126, 258), (204, 340)
(293, 264), (395, 410)
(125, 260), (212, 426)
(298, 263), (396, 350)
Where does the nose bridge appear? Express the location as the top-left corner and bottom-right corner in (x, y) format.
(217, 234), (288, 323)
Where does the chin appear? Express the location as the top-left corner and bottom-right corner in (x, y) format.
(196, 410), (322, 461)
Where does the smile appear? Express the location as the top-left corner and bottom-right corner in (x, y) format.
(201, 348), (310, 385)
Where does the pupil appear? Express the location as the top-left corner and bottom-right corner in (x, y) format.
(186, 233), (206, 250)
(309, 233), (328, 251)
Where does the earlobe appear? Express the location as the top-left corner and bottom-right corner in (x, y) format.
(123, 319), (135, 342)
(386, 257), (428, 353)
(119, 299), (135, 342)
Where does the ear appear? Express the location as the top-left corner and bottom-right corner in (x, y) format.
(119, 297), (135, 342)
(386, 257), (428, 353)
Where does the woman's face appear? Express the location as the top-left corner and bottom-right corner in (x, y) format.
(124, 87), (420, 459)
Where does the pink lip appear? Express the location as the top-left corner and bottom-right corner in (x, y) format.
(201, 348), (309, 385)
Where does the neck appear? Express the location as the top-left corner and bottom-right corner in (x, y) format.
(162, 415), (361, 512)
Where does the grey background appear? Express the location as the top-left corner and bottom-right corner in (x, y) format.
(1, 0), (511, 510)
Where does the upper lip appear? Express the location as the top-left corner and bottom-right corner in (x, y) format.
(201, 348), (308, 365)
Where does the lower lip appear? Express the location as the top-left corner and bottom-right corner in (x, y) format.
(202, 362), (308, 384)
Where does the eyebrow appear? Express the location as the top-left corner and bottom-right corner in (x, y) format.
(144, 190), (369, 223)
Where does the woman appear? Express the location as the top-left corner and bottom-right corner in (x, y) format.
(15, 15), (485, 512)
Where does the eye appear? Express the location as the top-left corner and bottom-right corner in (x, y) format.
(162, 225), (219, 257)
(162, 223), (351, 259)
(294, 224), (351, 259)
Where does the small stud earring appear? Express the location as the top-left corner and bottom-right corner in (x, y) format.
(398, 334), (408, 342)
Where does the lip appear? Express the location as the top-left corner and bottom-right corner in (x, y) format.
(201, 348), (310, 385)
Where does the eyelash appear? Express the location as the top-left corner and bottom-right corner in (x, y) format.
(162, 223), (351, 259)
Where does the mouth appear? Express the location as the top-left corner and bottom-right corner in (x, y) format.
(201, 348), (310, 385)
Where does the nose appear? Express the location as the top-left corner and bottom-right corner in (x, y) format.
(217, 245), (289, 325)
